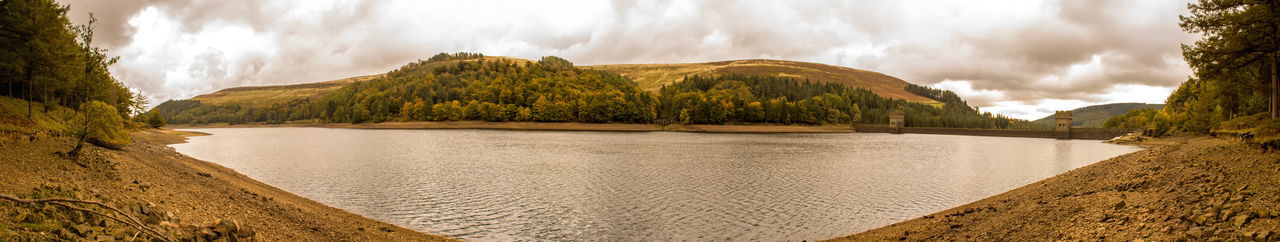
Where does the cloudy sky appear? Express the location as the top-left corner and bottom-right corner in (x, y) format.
(58, 0), (1195, 120)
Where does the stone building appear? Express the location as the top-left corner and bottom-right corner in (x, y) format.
(889, 112), (905, 134)
(1055, 111), (1072, 139)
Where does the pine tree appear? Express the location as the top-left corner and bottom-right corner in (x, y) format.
(1180, 0), (1280, 119)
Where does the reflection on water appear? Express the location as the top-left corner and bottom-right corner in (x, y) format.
(171, 127), (1140, 240)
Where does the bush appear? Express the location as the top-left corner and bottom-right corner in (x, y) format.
(146, 111), (165, 128)
(78, 101), (131, 149)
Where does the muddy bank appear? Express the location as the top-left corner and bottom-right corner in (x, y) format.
(830, 137), (1280, 241)
(171, 121), (855, 133)
(0, 129), (450, 241)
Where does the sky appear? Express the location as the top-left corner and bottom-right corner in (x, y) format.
(57, 0), (1196, 120)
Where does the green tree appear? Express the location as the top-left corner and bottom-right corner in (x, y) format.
(1179, 0), (1280, 119)
(69, 101), (130, 158)
(145, 110), (165, 128)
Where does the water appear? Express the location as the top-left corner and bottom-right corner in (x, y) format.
(171, 127), (1140, 241)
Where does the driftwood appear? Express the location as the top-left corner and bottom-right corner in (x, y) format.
(0, 194), (173, 242)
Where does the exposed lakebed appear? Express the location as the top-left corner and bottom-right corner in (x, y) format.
(171, 127), (1140, 240)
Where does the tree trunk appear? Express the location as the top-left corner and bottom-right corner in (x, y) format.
(25, 67), (32, 119)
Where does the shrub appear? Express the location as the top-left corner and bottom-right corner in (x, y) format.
(78, 101), (131, 149)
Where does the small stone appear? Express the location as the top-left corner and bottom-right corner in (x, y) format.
(1187, 227), (1204, 238)
(213, 219), (236, 236)
(1114, 200), (1127, 210)
(199, 227), (217, 240)
(1232, 214), (1252, 227)
(235, 226), (256, 238)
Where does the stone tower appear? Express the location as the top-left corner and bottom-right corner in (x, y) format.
(1054, 111), (1072, 139)
(888, 112), (905, 134)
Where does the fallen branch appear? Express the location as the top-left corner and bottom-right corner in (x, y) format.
(0, 194), (173, 242)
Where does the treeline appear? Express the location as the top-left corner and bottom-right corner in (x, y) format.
(657, 75), (1034, 128)
(0, 0), (142, 117)
(425, 52), (484, 63)
(905, 83), (966, 105)
(1105, 0), (1279, 135)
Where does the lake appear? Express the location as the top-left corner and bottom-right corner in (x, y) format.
(171, 127), (1141, 240)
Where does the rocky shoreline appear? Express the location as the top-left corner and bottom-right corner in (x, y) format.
(831, 137), (1280, 241)
(0, 129), (449, 241)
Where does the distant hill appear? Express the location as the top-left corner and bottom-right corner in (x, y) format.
(1032, 103), (1164, 128)
(189, 74), (383, 107)
(585, 59), (937, 103)
(155, 54), (1020, 126)
(163, 58), (943, 117)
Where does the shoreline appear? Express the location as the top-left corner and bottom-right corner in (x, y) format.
(829, 137), (1280, 240)
(169, 121), (857, 133)
(0, 129), (450, 241)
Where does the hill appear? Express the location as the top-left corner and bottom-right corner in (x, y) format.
(1032, 103), (1164, 128)
(189, 74), (383, 107)
(585, 59), (937, 103)
(154, 53), (1031, 128)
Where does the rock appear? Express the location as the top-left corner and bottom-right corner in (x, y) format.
(1114, 200), (1127, 210)
(1192, 213), (1213, 225)
(1187, 227), (1205, 238)
(234, 225), (256, 238)
(1232, 214), (1252, 227)
(198, 226), (218, 240)
(213, 219), (236, 236)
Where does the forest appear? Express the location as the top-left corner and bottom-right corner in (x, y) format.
(1, 0), (145, 149)
(657, 75), (1032, 128)
(1105, 0), (1279, 139)
(0, 0), (142, 118)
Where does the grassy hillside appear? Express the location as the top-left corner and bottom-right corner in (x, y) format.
(1032, 103), (1164, 128)
(585, 59), (937, 103)
(190, 74), (383, 106)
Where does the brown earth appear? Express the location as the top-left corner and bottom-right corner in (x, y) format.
(830, 137), (1280, 241)
(0, 129), (451, 241)
(171, 121), (857, 133)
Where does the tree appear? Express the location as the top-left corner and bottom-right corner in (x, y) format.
(1180, 0), (1280, 119)
(145, 111), (165, 128)
(537, 56), (573, 68)
(69, 101), (130, 158)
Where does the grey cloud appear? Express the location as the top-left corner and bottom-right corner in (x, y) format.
(60, 0), (1193, 113)
(59, 0), (152, 48)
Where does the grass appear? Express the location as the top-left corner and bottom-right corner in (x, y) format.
(0, 96), (73, 135)
(192, 74), (383, 106)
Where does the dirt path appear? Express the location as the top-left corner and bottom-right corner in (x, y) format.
(0, 129), (451, 241)
(830, 137), (1280, 241)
